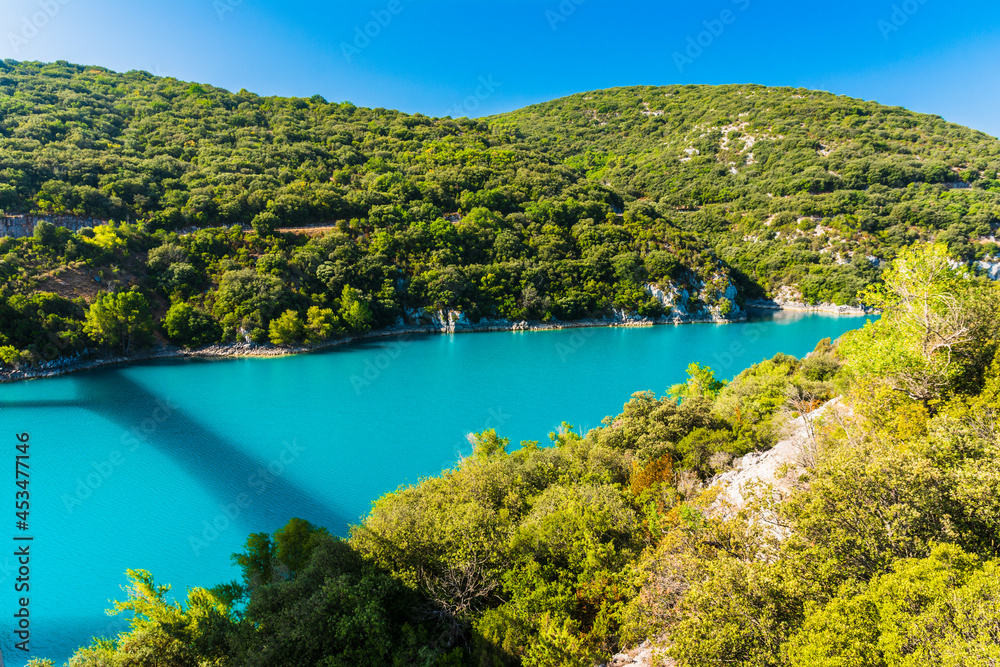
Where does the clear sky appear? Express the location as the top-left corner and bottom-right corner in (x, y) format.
(2, 0), (999, 136)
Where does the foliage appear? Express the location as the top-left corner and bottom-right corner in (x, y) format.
(268, 309), (305, 345)
(12, 66), (1000, 367)
(0, 291), (85, 365)
(163, 302), (222, 348)
(787, 544), (1000, 667)
(668, 362), (726, 402)
(840, 243), (1000, 404)
(68, 568), (231, 667)
(338, 285), (373, 333)
(498, 85), (1000, 303)
(24, 68), (1000, 667)
(83, 289), (154, 353)
(63, 260), (1000, 666)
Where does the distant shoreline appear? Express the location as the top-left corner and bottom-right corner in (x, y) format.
(744, 298), (871, 316)
(0, 306), (872, 384)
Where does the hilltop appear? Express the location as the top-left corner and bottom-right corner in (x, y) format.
(496, 84), (1000, 302)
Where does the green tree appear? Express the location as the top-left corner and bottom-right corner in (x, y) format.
(841, 243), (1000, 405)
(69, 569), (232, 667)
(84, 290), (154, 354)
(163, 302), (222, 348)
(669, 362), (727, 402)
(273, 517), (330, 578)
(304, 306), (338, 343)
(234, 537), (423, 667)
(233, 533), (278, 591)
(214, 268), (287, 335)
(268, 309), (305, 345)
(339, 286), (373, 333)
(788, 545), (1000, 667)
(0, 345), (25, 368)
(251, 211), (280, 237)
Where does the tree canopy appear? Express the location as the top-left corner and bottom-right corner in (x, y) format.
(55, 246), (1000, 667)
(3, 64), (1000, 369)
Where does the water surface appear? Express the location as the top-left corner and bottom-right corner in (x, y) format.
(0, 312), (871, 664)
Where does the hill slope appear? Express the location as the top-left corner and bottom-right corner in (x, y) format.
(494, 84), (1000, 302)
(2, 63), (1000, 365)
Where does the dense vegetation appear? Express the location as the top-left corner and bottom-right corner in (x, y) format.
(499, 86), (1000, 302)
(25, 243), (999, 666)
(3, 62), (1000, 369)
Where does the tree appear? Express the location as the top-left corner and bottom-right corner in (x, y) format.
(235, 537), (422, 667)
(840, 243), (1000, 405)
(788, 545), (1000, 667)
(251, 211), (280, 237)
(669, 362), (727, 402)
(84, 290), (154, 354)
(163, 302), (222, 348)
(32, 220), (71, 251)
(233, 533), (278, 590)
(273, 517), (330, 578)
(69, 569), (233, 667)
(304, 306), (338, 343)
(232, 519), (330, 588)
(268, 309), (305, 345)
(339, 286), (373, 333)
(214, 268), (287, 331)
(0, 345), (25, 368)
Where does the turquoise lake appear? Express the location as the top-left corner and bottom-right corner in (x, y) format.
(0, 311), (872, 664)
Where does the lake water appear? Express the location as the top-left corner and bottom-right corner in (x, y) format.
(0, 311), (871, 664)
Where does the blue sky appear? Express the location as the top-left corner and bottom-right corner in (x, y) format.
(2, 0), (999, 136)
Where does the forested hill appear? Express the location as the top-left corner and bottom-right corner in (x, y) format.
(2, 62), (1000, 366)
(495, 85), (1000, 301)
(3, 62), (1000, 300)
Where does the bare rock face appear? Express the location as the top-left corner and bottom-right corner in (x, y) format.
(709, 397), (849, 521)
(597, 640), (674, 667)
(595, 400), (854, 667)
(978, 259), (1000, 280)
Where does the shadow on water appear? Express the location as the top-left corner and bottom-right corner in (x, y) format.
(0, 368), (350, 536)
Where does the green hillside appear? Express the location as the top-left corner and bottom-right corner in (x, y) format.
(495, 84), (1000, 302)
(4, 63), (1000, 667)
(1, 63), (999, 367)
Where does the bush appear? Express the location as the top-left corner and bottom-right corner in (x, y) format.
(268, 309), (305, 345)
(163, 302), (222, 348)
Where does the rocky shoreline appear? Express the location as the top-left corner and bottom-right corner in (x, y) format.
(0, 304), (862, 384)
(0, 312), (726, 383)
(746, 285), (874, 315)
(745, 298), (873, 315)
